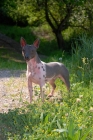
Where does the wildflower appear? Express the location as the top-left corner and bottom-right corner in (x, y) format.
(79, 95), (83, 98)
(76, 98), (81, 103)
(60, 102), (64, 107)
(89, 107), (93, 112)
(80, 108), (85, 113)
(89, 116), (92, 118)
(65, 113), (68, 117)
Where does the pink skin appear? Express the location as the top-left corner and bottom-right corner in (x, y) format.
(26, 58), (46, 103)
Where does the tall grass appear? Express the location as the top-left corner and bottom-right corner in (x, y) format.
(71, 35), (93, 85)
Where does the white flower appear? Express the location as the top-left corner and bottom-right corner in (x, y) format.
(60, 102), (64, 106)
(89, 107), (93, 112)
(79, 95), (83, 98)
(65, 113), (68, 117)
(80, 108), (85, 112)
(76, 98), (81, 103)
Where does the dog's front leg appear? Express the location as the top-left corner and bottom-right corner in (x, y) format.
(40, 86), (44, 102)
(27, 75), (33, 103)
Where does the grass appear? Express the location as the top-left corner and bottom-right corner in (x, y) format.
(0, 46), (26, 70)
(0, 89), (93, 140)
(0, 25), (93, 139)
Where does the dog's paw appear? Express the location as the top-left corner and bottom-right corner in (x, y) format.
(47, 94), (54, 98)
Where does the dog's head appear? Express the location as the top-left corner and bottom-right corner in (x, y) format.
(20, 37), (40, 62)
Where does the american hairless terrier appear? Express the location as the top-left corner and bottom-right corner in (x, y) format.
(20, 37), (70, 103)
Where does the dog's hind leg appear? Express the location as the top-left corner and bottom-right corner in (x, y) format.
(48, 79), (56, 97)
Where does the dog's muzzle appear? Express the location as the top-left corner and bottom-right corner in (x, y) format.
(25, 56), (30, 61)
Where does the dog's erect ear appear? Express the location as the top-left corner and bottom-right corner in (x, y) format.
(20, 37), (26, 47)
(33, 39), (40, 48)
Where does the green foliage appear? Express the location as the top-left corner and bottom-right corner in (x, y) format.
(0, 24), (58, 56)
(0, 0), (44, 26)
(71, 35), (93, 85)
(0, 25), (36, 42)
(0, 0), (91, 31)
(1, 0), (93, 50)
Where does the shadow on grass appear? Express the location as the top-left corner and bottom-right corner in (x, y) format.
(0, 104), (41, 140)
(0, 47), (24, 62)
(0, 100), (62, 140)
(0, 47), (26, 70)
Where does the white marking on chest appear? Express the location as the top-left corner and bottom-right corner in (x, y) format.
(27, 61), (46, 86)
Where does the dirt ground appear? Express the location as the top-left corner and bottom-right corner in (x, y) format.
(0, 70), (29, 113)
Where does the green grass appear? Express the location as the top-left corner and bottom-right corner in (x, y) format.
(0, 47), (26, 70)
(0, 87), (93, 140)
(0, 25), (93, 139)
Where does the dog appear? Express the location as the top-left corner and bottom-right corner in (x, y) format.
(20, 37), (70, 103)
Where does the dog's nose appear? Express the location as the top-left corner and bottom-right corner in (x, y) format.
(25, 56), (29, 60)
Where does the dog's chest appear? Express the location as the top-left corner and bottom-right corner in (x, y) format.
(28, 61), (46, 86)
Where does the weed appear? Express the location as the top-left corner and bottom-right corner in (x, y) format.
(71, 34), (93, 85)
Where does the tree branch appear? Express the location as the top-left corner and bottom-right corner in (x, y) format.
(69, 24), (89, 31)
(48, 10), (59, 27)
(58, 4), (73, 31)
(44, 0), (56, 32)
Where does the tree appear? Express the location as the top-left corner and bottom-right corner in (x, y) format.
(31, 0), (86, 50)
(1, 0), (92, 51)
(84, 0), (93, 32)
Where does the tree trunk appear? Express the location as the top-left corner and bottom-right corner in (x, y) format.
(55, 31), (65, 50)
